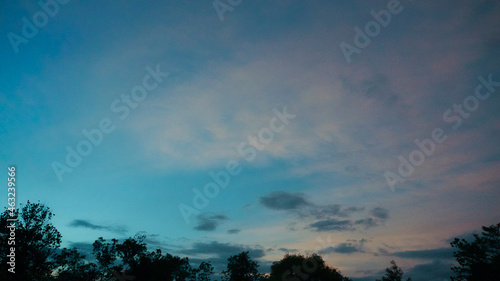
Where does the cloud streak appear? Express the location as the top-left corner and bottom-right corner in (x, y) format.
(68, 219), (128, 235)
(193, 214), (228, 231)
(260, 191), (389, 232)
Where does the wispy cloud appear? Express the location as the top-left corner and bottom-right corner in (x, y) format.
(260, 191), (389, 232)
(319, 239), (367, 255)
(193, 214), (228, 231)
(227, 228), (241, 234)
(68, 219), (128, 235)
(181, 241), (265, 259)
(259, 191), (311, 210)
(391, 247), (455, 260)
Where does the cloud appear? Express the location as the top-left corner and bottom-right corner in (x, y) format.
(227, 228), (241, 234)
(406, 260), (455, 281)
(351, 260), (454, 281)
(355, 218), (380, 229)
(258, 191), (358, 218)
(392, 247), (455, 260)
(260, 191), (390, 232)
(181, 241), (265, 259)
(371, 207), (389, 220)
(319, 239), (366, 255)
(310, 216), (384, 232)
(68, 219), (128, 235)
(309, 205), (364, 220)
(259, 191), (311, 210)
(279, 247), (298, 253)
(193, 214), (228, 231)
(309, 219), (354, 232)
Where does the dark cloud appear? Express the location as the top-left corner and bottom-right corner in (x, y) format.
(259, 191), (362, 218)
(259, 191), (310, 210)
(279, 247), (298, 253)
(319, 244), (358, 254)
(406, 260), (454, 281)
(319, 239), (366, 255)
(355, 218), (379, 229)
(309, 205), (364, 219)
(181, 241), (265, 259)
(392, 247), (455, 260)
(227, 228), (240, 234)
(309, 219), (354, 232)
(194, 214), (228, 231)
(260, 191), (389, 233)
(351, 260), (453, 281)
(371, 207), (389, 220)
(309, 217), (381, 232)
(68, 219), (128, 235)
(444, 229), (479, 244)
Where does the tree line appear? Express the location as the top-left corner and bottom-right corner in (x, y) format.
(1, 201), (498, 280)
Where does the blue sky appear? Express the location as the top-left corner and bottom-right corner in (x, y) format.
(1, 0), (500, 280)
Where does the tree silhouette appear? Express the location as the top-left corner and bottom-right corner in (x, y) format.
(93, 235), (196, 281)
(222, 251), (261, 281)
(450, 222), (500, 281)
(268, 253), (350, 281)
(54, 248), (100, 280)
(190, 261), (214, 281)
(0, 201), (62, 280)
(92, 236), (121, 279)
(375, 260), (411, 281)
(2, 201), (369, 281)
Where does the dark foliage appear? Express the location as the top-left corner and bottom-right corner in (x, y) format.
(268, 253), (350, 281)
(4, 202), (497, 281)
(375, 260), (411, 281)
(450, 222), (500, 281)
(222, 251), (261, 281)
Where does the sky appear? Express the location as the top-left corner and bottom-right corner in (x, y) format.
(1, 0), (500, 280)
